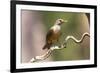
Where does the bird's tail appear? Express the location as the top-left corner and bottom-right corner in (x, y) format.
(42, 43), (52, 50)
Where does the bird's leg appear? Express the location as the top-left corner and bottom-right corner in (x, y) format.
(50, 40), (57, 48)
(58, 41), (62, 48)
(56, 39), (62, 48)
(51, 43), (55, 48)
(58, 39), (66, 48)
(58, 33), (64, 48)
(63, 42), (67, 48)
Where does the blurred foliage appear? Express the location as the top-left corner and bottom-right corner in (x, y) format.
(38, 11), (90, 61)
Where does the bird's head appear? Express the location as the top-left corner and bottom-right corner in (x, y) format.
(55, 19), (67, 25)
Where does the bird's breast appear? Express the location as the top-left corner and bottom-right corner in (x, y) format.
(51, 25), (61, 33)
(49, 25), (61, 41)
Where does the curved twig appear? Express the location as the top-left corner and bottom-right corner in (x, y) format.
(65, 32), (90, 43)
(30, 32), (90, 63)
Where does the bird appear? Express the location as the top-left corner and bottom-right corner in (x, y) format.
(42, 19), (67, 50)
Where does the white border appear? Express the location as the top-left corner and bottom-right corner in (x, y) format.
(16, 4), (94, 69)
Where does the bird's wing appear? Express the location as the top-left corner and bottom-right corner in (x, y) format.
(46, 29), (53, 42)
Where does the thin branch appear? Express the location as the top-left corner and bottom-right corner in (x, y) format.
(30, 32), (90, 63)
(62, 32), (90, 47)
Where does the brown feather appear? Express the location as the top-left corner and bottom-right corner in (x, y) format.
(42, 29), (61, 50)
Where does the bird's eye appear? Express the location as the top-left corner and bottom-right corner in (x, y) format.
(59, 19), (63, 22)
